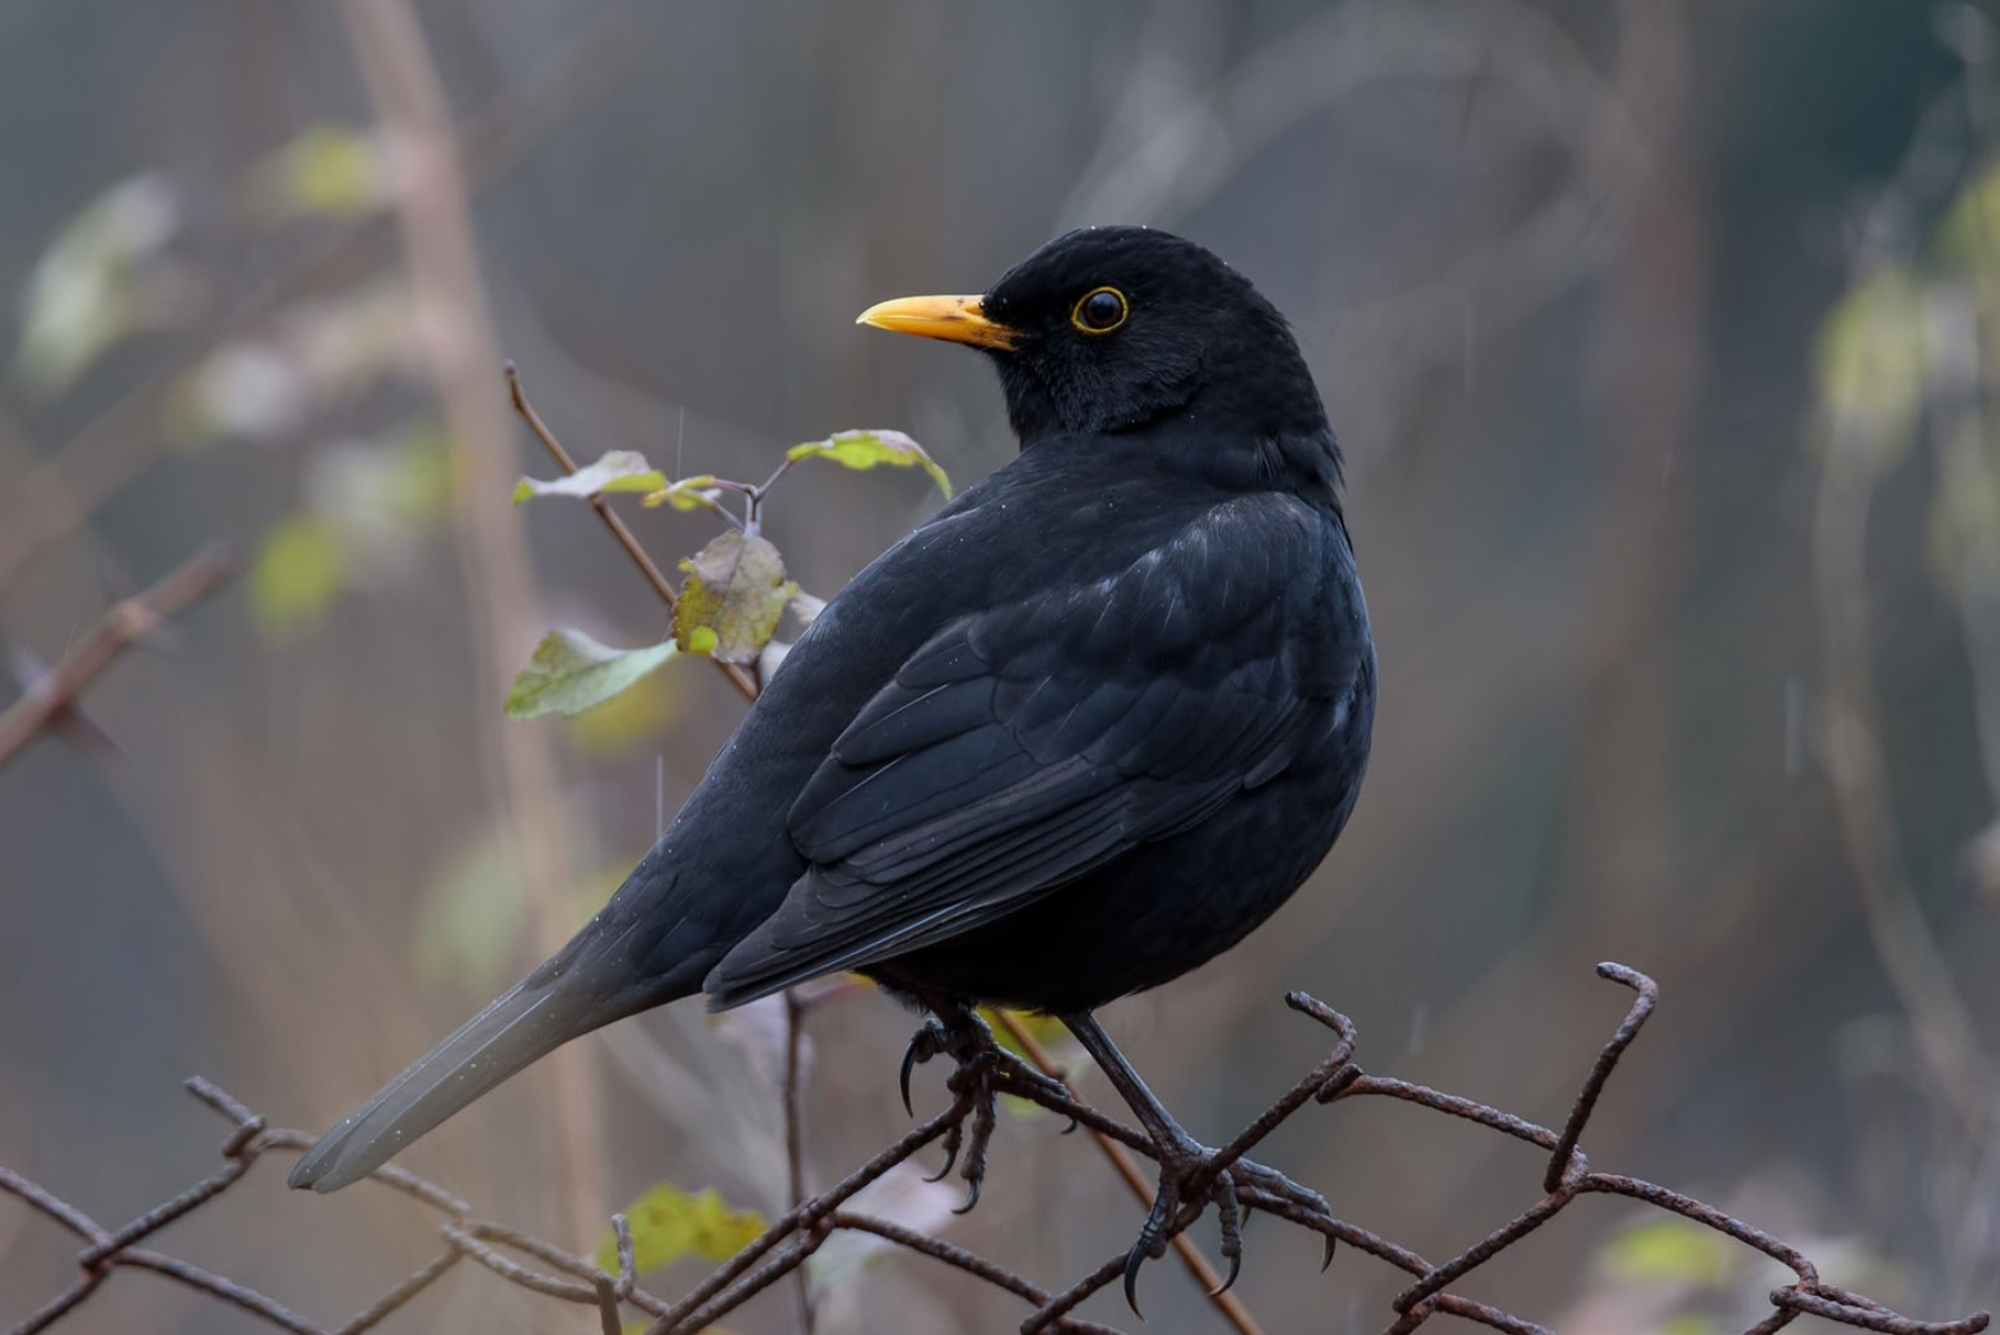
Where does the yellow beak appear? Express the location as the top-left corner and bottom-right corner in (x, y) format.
(855, 294), (1018, 351)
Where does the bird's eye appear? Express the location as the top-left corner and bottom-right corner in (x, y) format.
(1071, 286), (1129, 334)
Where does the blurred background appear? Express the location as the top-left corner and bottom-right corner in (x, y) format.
(1, 1), (1995, 1331)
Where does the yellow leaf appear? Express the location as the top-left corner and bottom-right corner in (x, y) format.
(787, 429), (951, 498)
(642, 475), (723, 511)
(241, 125), (386, 223)
(1938, 160), (2000, 272)
(597, 1184), (766, 1276)
(1604, 1218), (1733, 1286)
(1813, 268), (1926, 469)
(514, 451), (667, 504)
(673, 531), (795, 665)
(249, 513), (345, 638)
(412, 825), (526, 997)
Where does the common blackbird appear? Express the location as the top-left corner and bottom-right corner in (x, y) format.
(290, 226), (1376, 1304)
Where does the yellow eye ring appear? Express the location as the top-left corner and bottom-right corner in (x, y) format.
(1071, 286), (1129, 334)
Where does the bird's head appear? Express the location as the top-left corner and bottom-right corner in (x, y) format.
(858, 227), (1337, 487)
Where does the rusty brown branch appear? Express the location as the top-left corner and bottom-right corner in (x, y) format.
(0, 966), (1985, 1335)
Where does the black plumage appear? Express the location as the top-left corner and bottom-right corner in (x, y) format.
(289, 226), (1375, 1297)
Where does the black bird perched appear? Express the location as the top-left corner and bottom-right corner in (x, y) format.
(289, 226), (1375, 1305)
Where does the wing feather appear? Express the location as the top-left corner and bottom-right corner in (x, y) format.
(704, 492), (1358, 1007)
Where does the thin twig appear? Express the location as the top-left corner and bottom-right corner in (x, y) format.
(0, 541), (233, 769)
(505, 364), (760, 702)
(785, 989), (816, 1335)
(2, 968), (1988, 1335)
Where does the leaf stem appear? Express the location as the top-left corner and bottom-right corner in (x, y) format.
(506, 364), (758, 702)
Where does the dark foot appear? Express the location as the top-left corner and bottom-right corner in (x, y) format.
(1123, 1130), (1334, 1315)
(898, 1006), (1071, 1213)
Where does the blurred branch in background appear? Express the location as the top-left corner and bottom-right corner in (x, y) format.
(335, 0), (600, 1245)
(0, 967), (1984, 1335)
(0, 542), (232, 769)
(0, 4), (640, 596)
(1806, 18), (2000, 1308)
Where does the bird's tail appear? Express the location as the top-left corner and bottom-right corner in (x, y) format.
(287, 906), (702, 1194)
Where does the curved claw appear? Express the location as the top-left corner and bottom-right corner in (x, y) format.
(1210, 1248), (1242, 1297)
(924, 1138), (960, 1184)
(1322, 1233), (1337, 1272)
(1122, 1242), (1148, 1318)
(952, 1176), (982, 1215)
(899, 1034), (923, 1117)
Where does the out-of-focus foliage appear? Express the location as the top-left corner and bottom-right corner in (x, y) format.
(596, 1183), (766, 1276)
(1812, 150), (2000, 607)
(1812, 267), (1927, 468)
(1604, 1218), (1737, 1286)
(14, 175), (199, 394)
(413, 821), (526, 996)
(248, 512), (346, 637)
(247, 418), (451, 637)
(567, 669), (684, 757)
(239, 125), (389, 226)
(169, 281), (417, 447)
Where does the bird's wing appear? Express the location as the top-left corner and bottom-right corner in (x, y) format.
(703, 491), (1365, 1007)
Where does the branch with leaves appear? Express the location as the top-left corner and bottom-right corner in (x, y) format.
(502, 364), (950, 715)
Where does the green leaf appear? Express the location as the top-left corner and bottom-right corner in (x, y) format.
(504, 629), (678, 719)
(16, 175), (189, 396)
(596, 1184), (766, 1276)
(1604, 1218), (1733, 1285)
(413, 825), (526, 997)
(1813, 268), (1927, 470)
(1925, 414), (2000, 597)
(308, 417), (454, 545)
(673, 530), (796, 665)
(641, 474), (723, 511)
(513, 451), (668, 504)
(240, 125), (386, 223)
(249, 513), (346, 638)
(786, 429), (952, 499)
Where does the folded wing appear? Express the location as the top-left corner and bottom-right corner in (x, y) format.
(704, 492), (1358, 1006)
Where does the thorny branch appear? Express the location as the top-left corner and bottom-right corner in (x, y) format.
(0, 541), (233, 770)
(1, 965), (1987, 1335)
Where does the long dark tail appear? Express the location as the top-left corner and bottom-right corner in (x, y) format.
(288, 900), (704, 1193)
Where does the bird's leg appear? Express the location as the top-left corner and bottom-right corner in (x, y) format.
(898, 998), (1070, 1212)
(1060, 1011), (1333, 1315)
